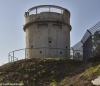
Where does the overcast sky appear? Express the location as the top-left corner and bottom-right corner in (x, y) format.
(0, 0), (100, 66)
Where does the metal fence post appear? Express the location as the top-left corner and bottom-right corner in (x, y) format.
(25, 48), (26, 59)
(36, 8), (37, 14)
(73, 50), (74, 59)
(13, 51), (14, 62)
(11, 56), (12, 62)
(8, 53), (10, 63)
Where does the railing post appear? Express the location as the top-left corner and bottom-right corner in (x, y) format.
(36, 8), (37, 14)
(71, 48), (74, 59)
(11, 56), (12, 62)
(13, 51), (14, 62)
(49, 6), (50, 12)
(61, 9), (62, 14)
(25, 48), (26, 59)
(8, 53), (10, 63)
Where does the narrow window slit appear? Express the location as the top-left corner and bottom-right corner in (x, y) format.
(31, 46), (33, 48)
(49, 41), (52, 43)
(40, 51), (42, 53)
(60, 52), (62, 54)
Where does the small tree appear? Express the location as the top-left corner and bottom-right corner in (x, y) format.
(92, 31), (100, 56)
(74, 52), (82, 60)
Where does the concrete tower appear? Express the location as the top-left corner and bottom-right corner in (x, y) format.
(23, 5), (72, 59)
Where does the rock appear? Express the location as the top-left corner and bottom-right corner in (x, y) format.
(91, 76), (100, 85)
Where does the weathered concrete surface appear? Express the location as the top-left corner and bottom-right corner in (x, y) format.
(24, 5), (72, 59)
(25, 12), (70, 25)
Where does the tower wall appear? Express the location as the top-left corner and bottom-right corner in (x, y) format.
(23, 5), (72, 59)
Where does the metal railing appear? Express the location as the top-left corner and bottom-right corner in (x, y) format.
(8, 47), (91, 63)
(8, 47), (68, 63)
(27, 5), (69, 14)
(8, 48), (26, 63)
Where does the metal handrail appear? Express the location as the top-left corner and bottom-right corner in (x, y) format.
(27, 5), (69, 13)
(8, 47), (69, 63)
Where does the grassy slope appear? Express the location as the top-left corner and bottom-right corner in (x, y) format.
(0, 58), (82, 86)
(65, 62), (100, 86)
(0, 58), (100, 86)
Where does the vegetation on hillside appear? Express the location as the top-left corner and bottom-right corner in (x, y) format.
(92, 31), (100, 57)
(66, 61), (100, 86)
(0, 58), (82, 86)
(0, 57), (100, 86)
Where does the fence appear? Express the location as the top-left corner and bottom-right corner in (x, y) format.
(8, 47), (69, 63)
(8, 47), (91, 63)
(71, 21), (100, 60)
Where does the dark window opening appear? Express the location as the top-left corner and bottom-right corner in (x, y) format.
(66, 46), (67, 48)
(49, 41), (52, 43)
(53, 24), (62, 29)
(31, 46), (33, 48)
(40, 51), (42, 53)
(38, 24), (48, 29)
(60, 52), (62, 54)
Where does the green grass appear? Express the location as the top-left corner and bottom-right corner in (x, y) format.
(68, 61), (100, 86)
(0, 58), (100, 86)
(78, 62), (100, 78)
(0, 58), (82, 86)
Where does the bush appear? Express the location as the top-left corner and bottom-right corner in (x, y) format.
(87, 56), (100, 62)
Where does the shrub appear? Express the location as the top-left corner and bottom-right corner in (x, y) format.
(87, 56), (100, 62)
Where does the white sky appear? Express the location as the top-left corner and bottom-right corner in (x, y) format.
(0, 0), (100, 66)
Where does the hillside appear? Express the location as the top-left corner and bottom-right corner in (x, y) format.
(0, 58), (100, 86)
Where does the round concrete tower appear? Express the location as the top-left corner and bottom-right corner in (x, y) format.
(23, 5), (72, 59)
